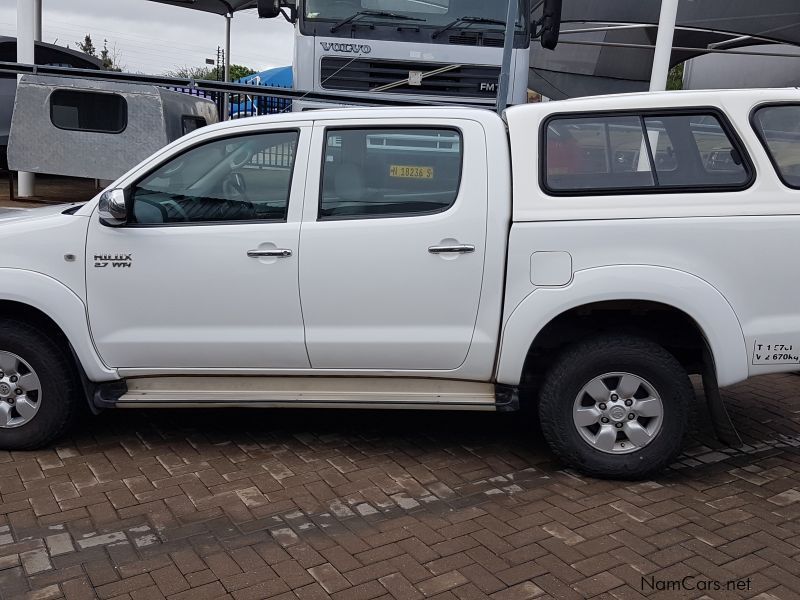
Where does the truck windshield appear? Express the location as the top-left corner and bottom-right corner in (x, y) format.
(305, 0), (527, 31)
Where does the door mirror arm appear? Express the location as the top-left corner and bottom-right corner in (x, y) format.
(257, 0), (297, 23)
(98, 189), (129, 227)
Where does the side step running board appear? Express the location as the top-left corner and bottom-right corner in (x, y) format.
(114, 377), (500, 411)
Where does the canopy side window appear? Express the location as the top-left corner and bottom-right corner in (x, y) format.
(541, 109), (754, 196)
(50, 89), (128, 134)
(752, 104), (800, 189)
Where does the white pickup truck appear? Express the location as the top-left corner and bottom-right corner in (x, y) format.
(2, 88), (799, 479)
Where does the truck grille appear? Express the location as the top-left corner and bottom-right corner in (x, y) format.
(448, 34), (505, 48)
(320, 58), (501, 98)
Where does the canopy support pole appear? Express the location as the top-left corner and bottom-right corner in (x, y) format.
(223, 12), (232, 120)
(34, 0), (42, 40)
(649, 0), (679, 91)
(16, 0), (40, 198)
(497, 0), (520, 113)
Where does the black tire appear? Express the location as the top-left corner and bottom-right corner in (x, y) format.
(0, 319), (79, 449)
(538, 335), (691, 480)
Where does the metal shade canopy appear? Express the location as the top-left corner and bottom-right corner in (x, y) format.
(548, 0), (800, 45)
(145, 0), (265, 118)
(531, 0), (800, 99)
(145, 0), (258, 16)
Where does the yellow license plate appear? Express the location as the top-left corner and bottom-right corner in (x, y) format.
(389, 165), (434, 179)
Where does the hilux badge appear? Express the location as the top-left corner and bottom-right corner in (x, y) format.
(94, 254), (133, 268)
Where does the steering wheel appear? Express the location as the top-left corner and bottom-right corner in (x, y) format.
(161, 198), (190, 222)
(222, 172), (251, 204)
(162, 158), (187, 177)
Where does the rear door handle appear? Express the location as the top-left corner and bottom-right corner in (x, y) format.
(428, 244), (475, 255)
(247, 249), (293, 258)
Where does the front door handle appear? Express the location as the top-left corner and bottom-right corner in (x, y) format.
(247, 249), (293, 258)
(428, 244), (475, 255)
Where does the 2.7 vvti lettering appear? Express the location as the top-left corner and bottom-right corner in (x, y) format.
(2, 88), (799, 479)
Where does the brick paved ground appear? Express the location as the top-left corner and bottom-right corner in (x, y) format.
(1, 374), (799, 600)
(0, 175), (98, 209)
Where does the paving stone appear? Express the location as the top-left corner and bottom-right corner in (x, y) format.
(0, 375), (797, 600)
(21, 548), (52, 575)
(45, 533), (74, 557)
(308, 563), (350, 594)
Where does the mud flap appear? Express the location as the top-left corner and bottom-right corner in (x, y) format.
(702, 348), (743, 448)
(495, 384), (520, 412)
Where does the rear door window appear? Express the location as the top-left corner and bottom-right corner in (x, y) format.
(752, 104), (800, 188)
(320, 128), (463, 220)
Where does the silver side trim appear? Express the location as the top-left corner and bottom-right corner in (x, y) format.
(116, 377), (497, 411)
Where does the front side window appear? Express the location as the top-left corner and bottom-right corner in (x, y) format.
(543, 112), (752, 195)
(320, 128), (462, 220)
(50, 89), (127, 133)
(752, 104), (800, 188)
(131, 131), (298, 225)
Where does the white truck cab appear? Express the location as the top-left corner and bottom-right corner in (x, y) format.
(2, 88), (800, 479)
(286, 0), (531, 111)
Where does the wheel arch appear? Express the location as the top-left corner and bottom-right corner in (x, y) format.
(0, 269), (117, 382)
(496, 265), (748, 389)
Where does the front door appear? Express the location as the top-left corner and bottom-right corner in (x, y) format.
(86, 127), (311, 370)
(299, 120), (488, 371)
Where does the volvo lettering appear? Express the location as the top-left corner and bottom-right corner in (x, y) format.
(320, 42), (372, 54)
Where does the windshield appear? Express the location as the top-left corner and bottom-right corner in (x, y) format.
(304, 0), (527, 30)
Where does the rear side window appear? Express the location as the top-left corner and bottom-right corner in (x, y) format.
(543, 111), (752, 195)
(50, 89), (127, 134)
(752, 104), (800, 188)
(320, 128), (462, 220)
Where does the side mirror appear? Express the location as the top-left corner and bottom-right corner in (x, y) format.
(257, 0), (281, 18)
(98, 189), (128, 227)
(539, 0), (562, 50)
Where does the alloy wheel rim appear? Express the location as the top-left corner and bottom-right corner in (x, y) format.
(0, 351), (42, 429)
(572, 372), (664, 455)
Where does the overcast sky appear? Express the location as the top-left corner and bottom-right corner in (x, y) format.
(0, 0), (295, 74)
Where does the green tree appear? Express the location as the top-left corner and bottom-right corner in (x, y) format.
(667, 63), (684, 91)
(165, 64), (257, 82)
(99, 40), (123, 72)
(229, 64), (257, 81)
(76, 34), (123, 71)
(77, 34), (96, 57)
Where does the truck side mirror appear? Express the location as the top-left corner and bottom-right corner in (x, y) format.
(98, 189), (128, 227)
(257, 0), (281, 19)
(539, 0), (562, 50)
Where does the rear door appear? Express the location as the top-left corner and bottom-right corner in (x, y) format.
(299, 118), (489, 370)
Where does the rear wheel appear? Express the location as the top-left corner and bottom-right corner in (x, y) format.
(538, 335), (691, 479)
(0, 320), (78, 449)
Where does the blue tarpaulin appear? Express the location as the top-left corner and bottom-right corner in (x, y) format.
(231, 66), (293, 116)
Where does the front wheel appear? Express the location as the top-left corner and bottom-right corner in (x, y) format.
(0, 320), (79, 450)
(538, 335), (691, 480)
